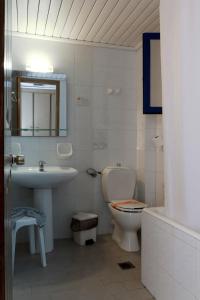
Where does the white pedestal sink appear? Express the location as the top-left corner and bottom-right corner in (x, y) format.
(12, 166), (78, 252)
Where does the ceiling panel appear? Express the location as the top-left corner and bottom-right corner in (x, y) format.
(12, 0), (18, 32)
(44, 0), (62, 36)
(131, 19), (160, 47)
(77, 0), (108, 40)
(96, 0), (142, 43)
(61, 0), (85, 38)
(84, 0), (119, 42)
(35, 0), (51, 35)
(124, 9), (160, 46)
(53, 0), (74, 37)
(92, 0), (130, 43)
(117, 2), (159, 45)
(69, 0), (96, 39)
(16, 0), (28, 33)
(26, 0), (40, 34)
(12, 0), (160, 49)
(109, 0), (157, 44)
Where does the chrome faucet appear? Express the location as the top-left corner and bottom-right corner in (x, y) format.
(39, 160), (46, 172)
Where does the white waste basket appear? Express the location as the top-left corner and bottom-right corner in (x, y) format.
(71, 212), (98, 246)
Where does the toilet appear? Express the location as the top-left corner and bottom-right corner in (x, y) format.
(102, 166), (146, 252)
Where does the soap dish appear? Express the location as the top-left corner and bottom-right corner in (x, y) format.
(57, 143), (73, 159)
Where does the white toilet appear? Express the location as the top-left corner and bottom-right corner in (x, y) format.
(102, 166), (146, 252)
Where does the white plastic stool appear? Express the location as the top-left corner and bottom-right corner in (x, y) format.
(12, 216), (47, 272)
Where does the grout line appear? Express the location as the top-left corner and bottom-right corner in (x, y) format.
(75, 0), (97, 40)
(106, 0), (143, 44)
(16, 0), (19, 32)
(95, 0), (132, 42)
(59, 0), (74, 38)
(122, 8), (160, 46)
(67, 0), (86, 38)
(35, 0), (41, 35)
(52, 0), (63, 37)
(25, 0), (29, 33)
(43, 0), (52, 35)
(113, 0), (155, 45)
(89, 0), (121, 42)
(82, 0), (109, 41)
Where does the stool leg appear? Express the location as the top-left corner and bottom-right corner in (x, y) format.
(28, 225), (35, 254)
(12, 228), (17, 273)
(37, 227), (47, 267)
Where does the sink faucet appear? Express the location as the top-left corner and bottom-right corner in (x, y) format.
(39, 160), (46, 172)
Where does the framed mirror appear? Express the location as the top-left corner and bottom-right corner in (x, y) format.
(11, 71), (68, 137)
(143, 33), (162, 114)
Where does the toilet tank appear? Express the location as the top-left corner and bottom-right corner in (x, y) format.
(101, 167), (136, 202)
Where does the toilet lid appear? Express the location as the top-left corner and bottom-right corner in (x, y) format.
(111, 199), (146, 212)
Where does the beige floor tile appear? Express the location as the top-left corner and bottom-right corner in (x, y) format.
(123, 279), (144, 291)
(13, 288), (31, 300)
(49, 289), (83, 300)
(13, 235), (153, 300)
(30, 291), (51, 300)
(114, 288), (154, 300)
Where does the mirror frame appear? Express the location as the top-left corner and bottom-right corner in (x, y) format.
(11, 70), (68, 137)
(16, 77), (60, 136)
(143, 32), (162, 114)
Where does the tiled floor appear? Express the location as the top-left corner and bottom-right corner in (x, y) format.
(13, 235), (154, 300)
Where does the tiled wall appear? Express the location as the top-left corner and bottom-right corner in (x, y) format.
(142, 208), (200, 300)
(11, 37), (137, 239)
(135, 47), (164, 207)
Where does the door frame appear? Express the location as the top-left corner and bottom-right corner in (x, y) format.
(0, 0), (5, 299)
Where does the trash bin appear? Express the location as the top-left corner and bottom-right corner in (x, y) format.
(71, 212), (98, 246)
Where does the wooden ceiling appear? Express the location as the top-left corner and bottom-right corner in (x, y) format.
(12, 0), (160, 49)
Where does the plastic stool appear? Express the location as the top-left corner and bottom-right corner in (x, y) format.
(12, 216), (47, 272)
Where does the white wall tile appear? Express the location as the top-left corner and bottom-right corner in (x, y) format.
(93, 47), (135, 69)
(74, 106), (92, 130)
(92, 108), (109, 130)
(75, 46), (93, 86)
(93, 148), (110, 170)
(73, 149), (93, 172)
(136, 47), (164, 208)
(108, 107), (137, 130)
(73, 127), (92, 150)
(12, 38), (75, 84)
(107, 129), (137, 149)
(12, 36), (137, 239)
(107, 147), (136, 169)
(92, 86), (107, 109)
(93, 66), (107, 87)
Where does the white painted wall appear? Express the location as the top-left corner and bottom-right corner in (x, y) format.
(160, 0), (200, 230)
(11, 36), (137, 239)
(135, 47), (164, 207)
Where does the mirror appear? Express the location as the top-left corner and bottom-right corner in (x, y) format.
(143, 33), (162, 114)
(11, 71), (68, 136)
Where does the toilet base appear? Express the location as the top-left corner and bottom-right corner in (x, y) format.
(112, 226), (140, 252)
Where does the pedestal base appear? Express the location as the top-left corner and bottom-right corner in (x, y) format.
(33, 189), (53, 253)
(118, 231), (140, 252)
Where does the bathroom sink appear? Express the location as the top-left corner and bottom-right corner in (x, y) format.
(12, 165), (78, 253)
(12, 166), (78, 188)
